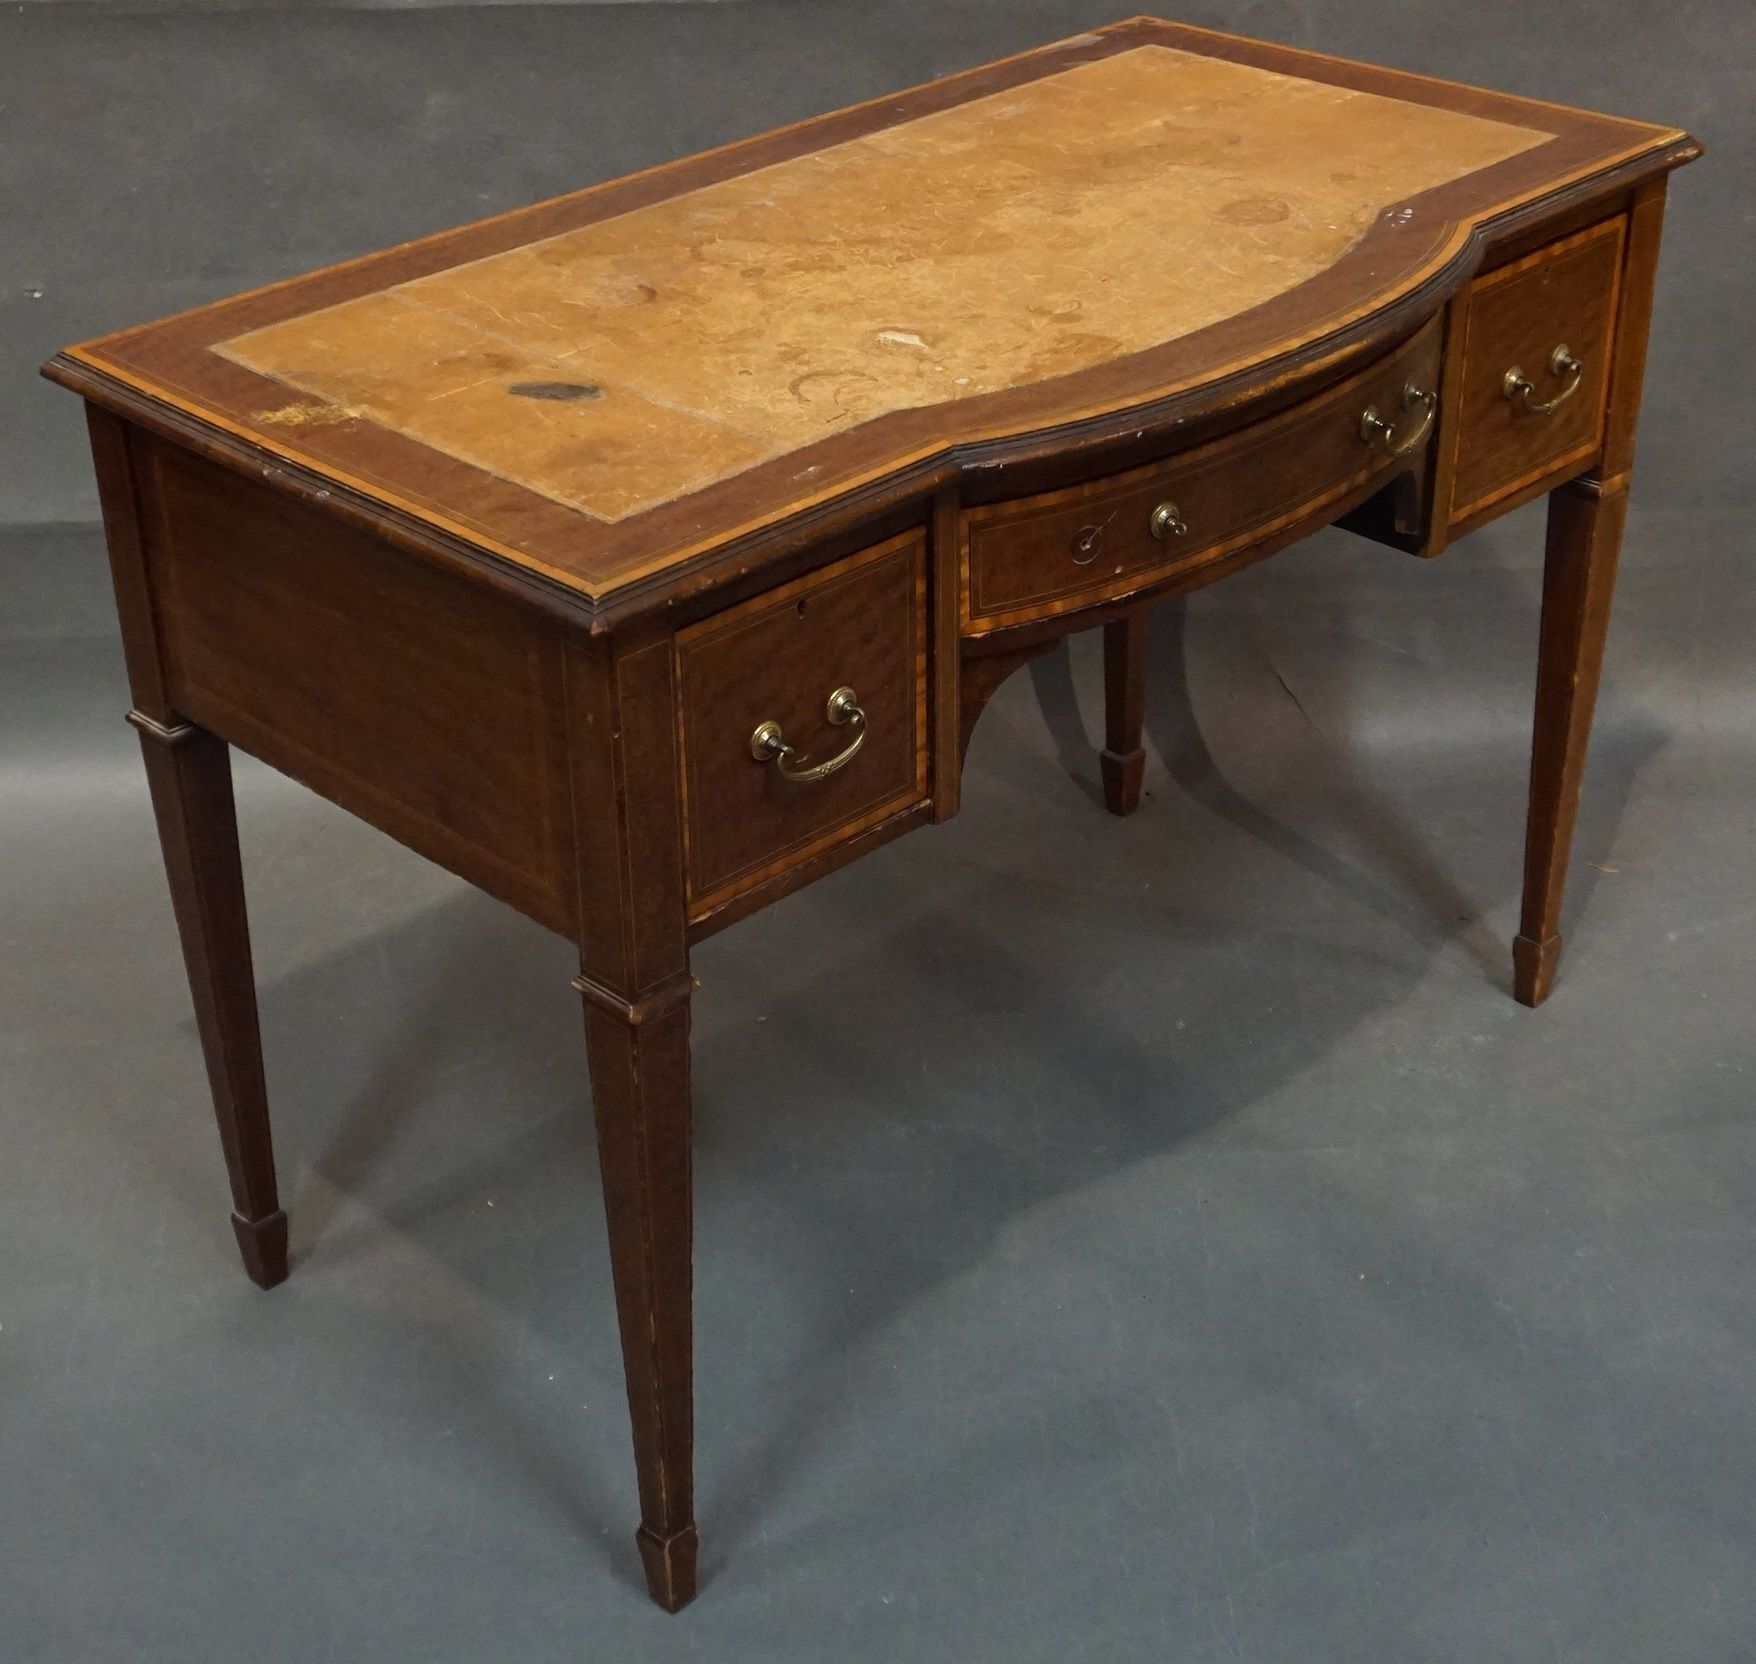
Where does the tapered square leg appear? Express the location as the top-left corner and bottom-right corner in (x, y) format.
(131, 713), (287, 1287)
(566, 638), (699, 1611)
(1100, 610), (1149, 816)
(1514, 474), (1628, 1007)
(579, 976), (697, 1611)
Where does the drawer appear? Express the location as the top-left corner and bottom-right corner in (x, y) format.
(1446, 218), (1624, 523)
(961, 316), (1443, 631)
(675, 531), (928, 914)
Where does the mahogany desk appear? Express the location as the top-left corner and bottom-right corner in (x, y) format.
(46, 18), (1699, 1611)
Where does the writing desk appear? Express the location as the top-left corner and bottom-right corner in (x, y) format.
(46, 18), (1699, 1610)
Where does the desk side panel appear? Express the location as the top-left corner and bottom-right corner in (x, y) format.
(129, 432), (578, 935)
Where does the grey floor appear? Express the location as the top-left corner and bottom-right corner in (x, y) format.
(6, 2), (1755, 1661)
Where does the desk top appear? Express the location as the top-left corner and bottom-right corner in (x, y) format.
(49, 17), (1695, 621)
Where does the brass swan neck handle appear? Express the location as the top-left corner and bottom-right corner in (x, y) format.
(750, 686), (867, 783)
(1503, 344), (1584, 416)
(1359, 380), (1438, 457)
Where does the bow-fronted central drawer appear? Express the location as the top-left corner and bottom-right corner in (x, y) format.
(960, 317), (1443, 632)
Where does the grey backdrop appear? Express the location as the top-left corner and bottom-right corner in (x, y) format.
(5, 4), (1752, 1662)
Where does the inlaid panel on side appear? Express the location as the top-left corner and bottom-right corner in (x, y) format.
(137, 438), (577, 933)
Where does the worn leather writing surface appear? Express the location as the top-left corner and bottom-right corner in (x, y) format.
(217, 47), (1544, 521)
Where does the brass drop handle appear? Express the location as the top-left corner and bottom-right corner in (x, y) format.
(1149, 500), (1187, 540)
(1359, 380), (1438, 457)
(750, 686), (866, 783)
(1503, 344), (1583, 416)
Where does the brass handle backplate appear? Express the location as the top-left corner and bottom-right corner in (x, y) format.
(1359, 380), (1437, 458)
(1149, 500), (1187, 541)
(1503, 344), (1583, 416)
(750, 686), (866, 783)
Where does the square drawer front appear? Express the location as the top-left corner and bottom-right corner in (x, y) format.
(1447, 218), (1625, 523)
(676, 531), (928, 914)
(961, 316), (1442, 631)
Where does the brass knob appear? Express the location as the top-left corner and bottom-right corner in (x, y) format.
(1503, 344), (1583, 416)
(1359, 380), (1437, 457)
(1149, 501), (1187, 540)
(750, 686), (866, 783)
